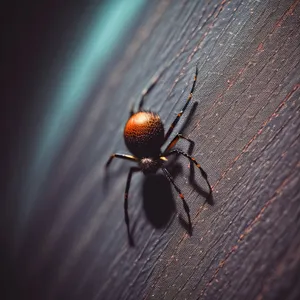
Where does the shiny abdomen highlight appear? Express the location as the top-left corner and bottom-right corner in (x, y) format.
(124, 111), (164, 158)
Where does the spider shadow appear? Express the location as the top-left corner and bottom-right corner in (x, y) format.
(142, 173), (176, 229)
(168, 151), (214, 206)
(142, 157), (212, 237)
(188, 163), (214, 205)
(179, 101), (198, 136)
(142, 161), (196, 235)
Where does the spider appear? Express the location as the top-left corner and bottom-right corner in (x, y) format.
(106, 65), (212, 245)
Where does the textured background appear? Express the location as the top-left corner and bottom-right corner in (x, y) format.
(2, 0), (300, 299)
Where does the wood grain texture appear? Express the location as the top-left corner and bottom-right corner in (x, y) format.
(11, 0), (300, 299)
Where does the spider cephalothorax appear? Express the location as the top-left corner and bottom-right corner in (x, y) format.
(106, 65), (211, 245)
(138, 157), (163, 174)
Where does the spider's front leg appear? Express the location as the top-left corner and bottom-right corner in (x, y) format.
(105, 153), (138, 168)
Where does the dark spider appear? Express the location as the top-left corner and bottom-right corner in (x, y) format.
(105, 65), (212, 245)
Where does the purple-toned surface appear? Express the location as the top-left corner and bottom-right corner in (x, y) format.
(2, 0), (300, 299)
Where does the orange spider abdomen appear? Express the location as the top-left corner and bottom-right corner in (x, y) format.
(124, 111), (165, 158)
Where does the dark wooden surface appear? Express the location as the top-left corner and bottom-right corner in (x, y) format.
(3, 0), (300, 299)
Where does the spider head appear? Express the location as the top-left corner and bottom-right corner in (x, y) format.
(139, 157), (163, 175)
(124, 111), (165, 158)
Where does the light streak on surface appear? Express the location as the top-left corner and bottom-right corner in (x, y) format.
(16, 0), (146, 251)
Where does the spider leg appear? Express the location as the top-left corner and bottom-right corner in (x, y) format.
(163, 133), (194, 154)
(138, 73), (160, 111)
(162, 167), (192, 233)
(135, 56), (178, 112)
(164, 66), (198, 142)
(124, 167), (140, 246)
(105, 153), (138, 168)
(165, 149), (212, 195)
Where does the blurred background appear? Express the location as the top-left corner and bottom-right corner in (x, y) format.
(1, 0), (300, 299)
(2, 0), (149, 297)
